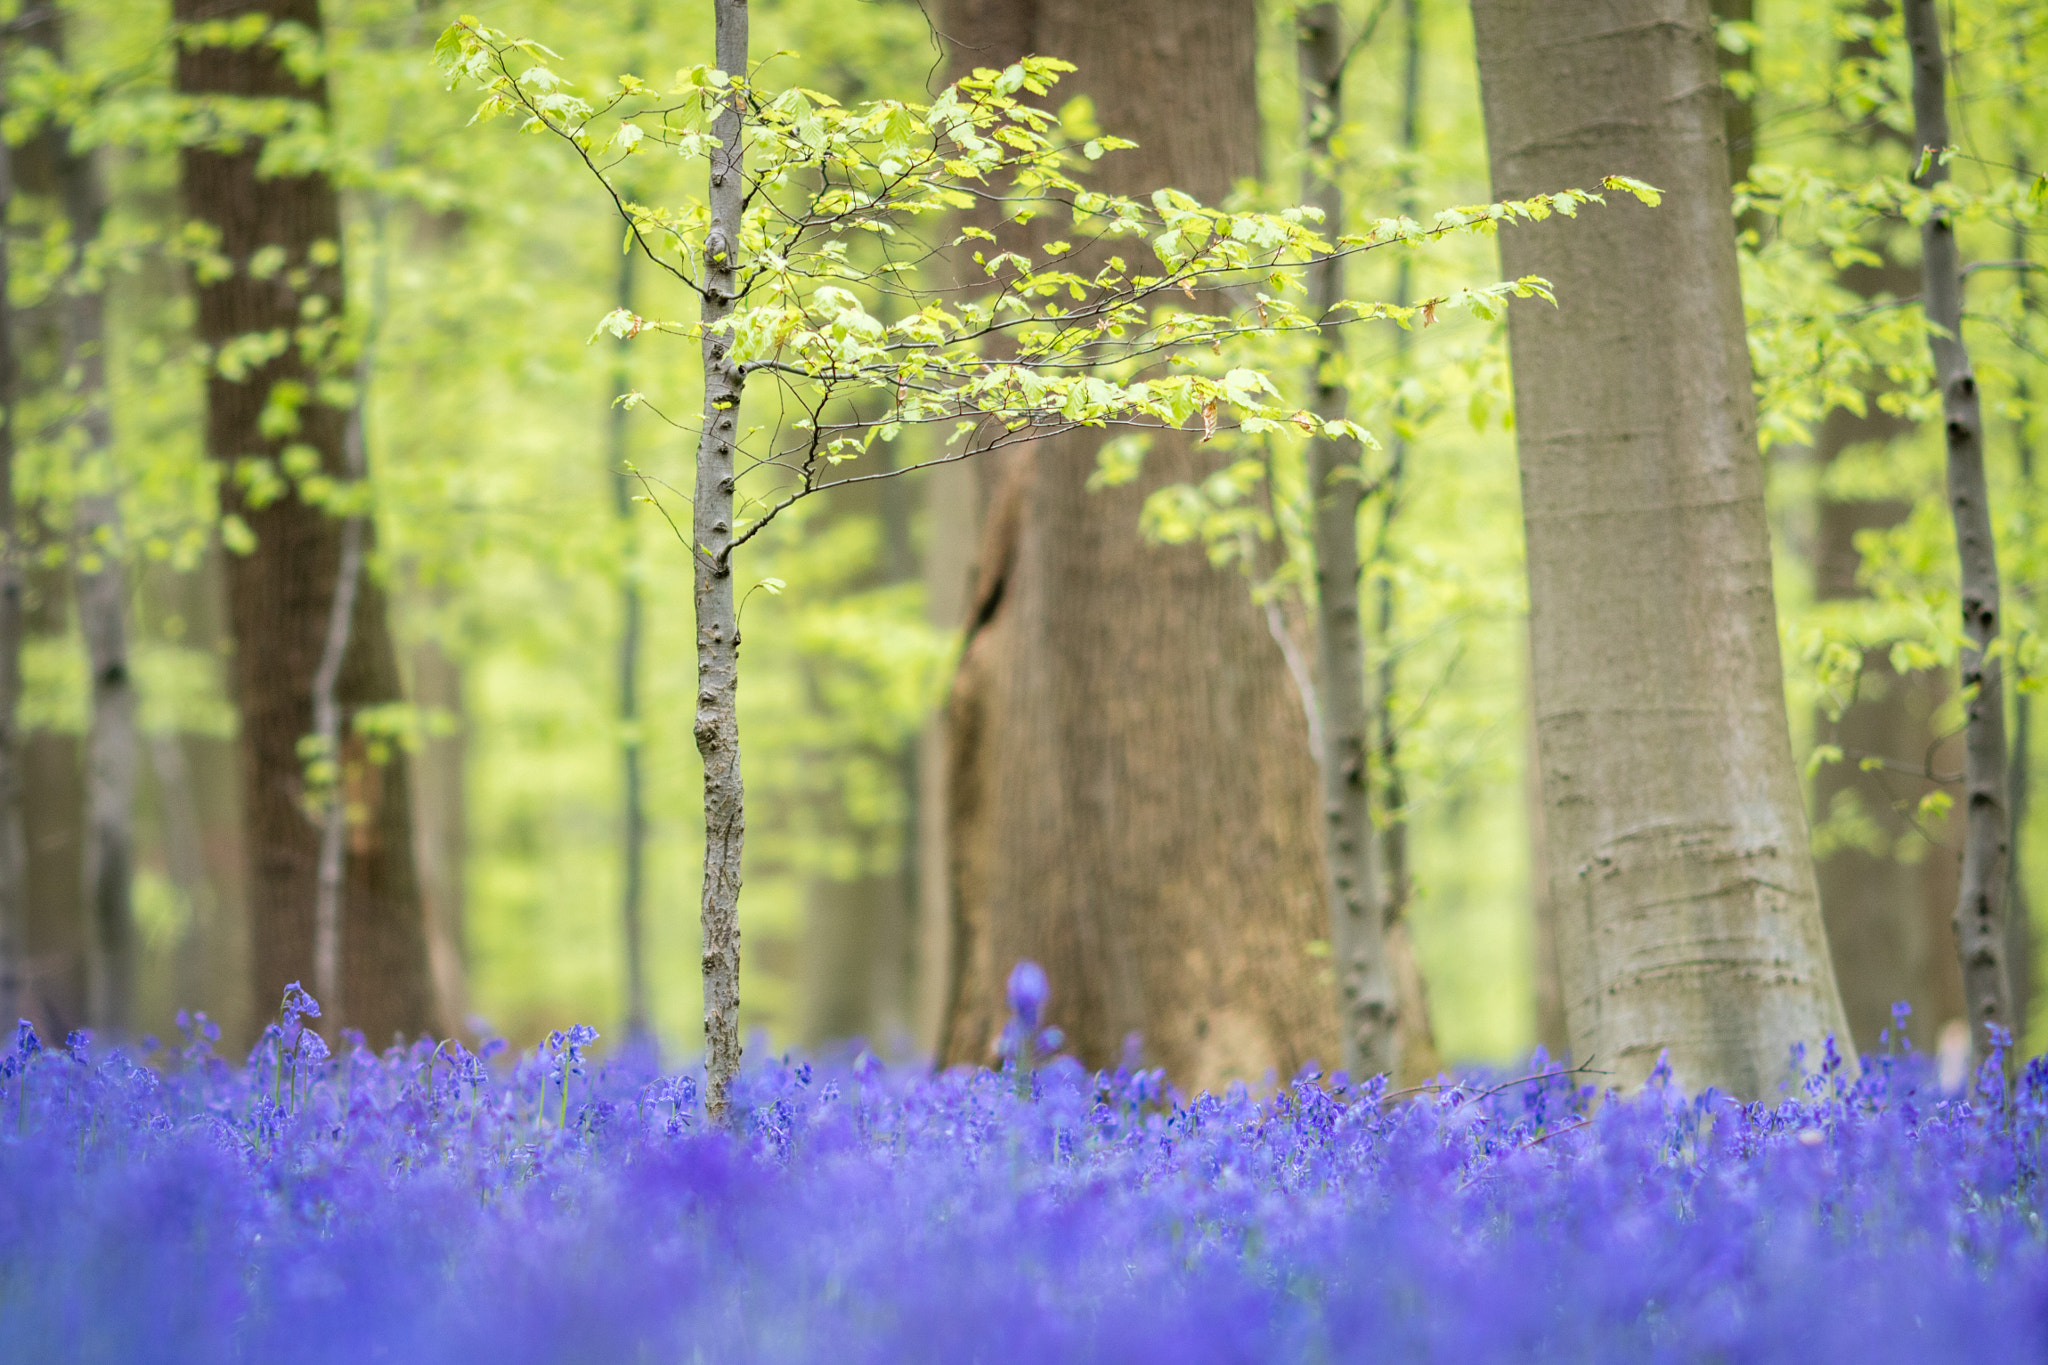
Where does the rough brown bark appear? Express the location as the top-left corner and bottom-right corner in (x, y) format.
(937, 0), (1338, 1093)
(1474, 0), (1851, 1095)
(1903, 0), (2014, 1050)
(174, 0), (435, 1041)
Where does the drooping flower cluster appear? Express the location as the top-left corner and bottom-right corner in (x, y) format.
(2, 984), (2045, 1364)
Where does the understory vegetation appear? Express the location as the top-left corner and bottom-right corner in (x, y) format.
(3, 985), (2042, 1363)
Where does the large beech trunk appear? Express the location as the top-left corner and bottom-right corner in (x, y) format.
(174, 0), (435, 1041)
(937, 0), (1340, 1092)
(1474, 0), (1850, 1095)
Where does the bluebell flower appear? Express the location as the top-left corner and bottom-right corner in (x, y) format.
(280, 981), (321, 1032)
(1006, 960), (1048, 1029)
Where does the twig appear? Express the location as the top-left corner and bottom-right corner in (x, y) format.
(1380, 1057), (1605, 1106)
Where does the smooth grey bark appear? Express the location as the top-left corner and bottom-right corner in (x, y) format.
(1298, 4), (1394, 1080)
(1903, 0), (2014, 1049)
(696, 0), (749, 1119)
(61, 129), (137, 1037)
(611, 245), (651, 1046)
(0, 72), (24, 1026)
(1473, 0), (1851, 1095)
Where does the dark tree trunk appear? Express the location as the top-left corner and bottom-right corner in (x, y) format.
(174, 0), (435, 1041)
(937, 0), (1340, 1092)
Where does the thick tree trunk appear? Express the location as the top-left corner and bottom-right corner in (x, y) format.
(0, 68), (26, 1026)
(938, 0), (1338, 1093)
(695, 0), (750, 1118)
(174, 0), (435, 1041)
(1473, 0), (1851, 1095)
(1903, 0), (2014, 1050)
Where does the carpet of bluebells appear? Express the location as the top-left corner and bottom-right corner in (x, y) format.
(5, 974), (2048, 1363)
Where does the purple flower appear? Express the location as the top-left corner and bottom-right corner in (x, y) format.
(1006, 960), (1049, 1029)
(295, 1028), (331, 1064)
(280, 982), (321, 1033)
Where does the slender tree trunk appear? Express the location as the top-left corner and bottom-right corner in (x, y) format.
(939, 0), (1338, 1093)
(1903, 0), (2014, 1049)
(2003, 21), (2035, 1042)
(611, 245), (651, 1046)
(174, 0), (436, 1041)
(696, 0), (749, 1118)
(58, 123), (137, 1038)
(0, 69), (25, 1026)
(1298, 4), (1394, 1079)
(1473, 0), (1850, 1095)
